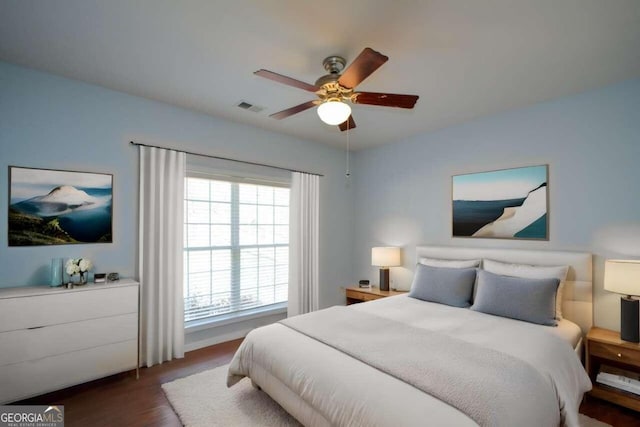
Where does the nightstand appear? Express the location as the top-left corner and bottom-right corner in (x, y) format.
(586, 327), (640, 411)
(345, 286), (406, 305)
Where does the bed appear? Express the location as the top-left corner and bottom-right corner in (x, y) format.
(227, 246), (593, 427)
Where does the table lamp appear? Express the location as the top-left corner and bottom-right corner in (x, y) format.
(371, 247), (401, 291)
(604, 259), (640, 342)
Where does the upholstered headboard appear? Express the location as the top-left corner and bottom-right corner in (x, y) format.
(415, 246), (593, 335)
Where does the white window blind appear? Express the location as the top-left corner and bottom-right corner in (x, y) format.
(184, 174), (289, 323)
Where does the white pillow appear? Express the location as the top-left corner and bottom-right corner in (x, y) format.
(482, 259), (569, 320)
(419, 257), (481, 269)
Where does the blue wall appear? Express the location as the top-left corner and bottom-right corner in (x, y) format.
(0, 61), (353, 310)
(352, 78), (640, 331)
(4, 59), (639, 332)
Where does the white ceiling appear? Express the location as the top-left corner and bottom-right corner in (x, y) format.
(1, 1), (639, 150)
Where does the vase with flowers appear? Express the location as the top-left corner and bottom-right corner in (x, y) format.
(66, 258), (93, 285)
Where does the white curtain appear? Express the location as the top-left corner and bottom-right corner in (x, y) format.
(288, 172), (320, 317)
(139, 146), (185, 366)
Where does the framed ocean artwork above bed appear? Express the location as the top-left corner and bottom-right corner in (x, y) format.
(8, 166), (113, 246)
(452, 165), (548, 240)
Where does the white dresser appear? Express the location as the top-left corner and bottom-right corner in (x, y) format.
(0, 279), (139, 403)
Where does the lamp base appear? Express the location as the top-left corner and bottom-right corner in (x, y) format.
(620, 296), (640, 343)
(379, 268), (390, 292)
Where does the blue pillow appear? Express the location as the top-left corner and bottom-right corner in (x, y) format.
(471, 269), (559, 326)
(408, 264), (477, 308)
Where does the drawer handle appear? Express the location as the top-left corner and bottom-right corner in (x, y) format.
(617, 353), (622, 358)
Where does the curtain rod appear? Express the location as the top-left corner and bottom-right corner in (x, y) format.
(129, 141), (324, 177)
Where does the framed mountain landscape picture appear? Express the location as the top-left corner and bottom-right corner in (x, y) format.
(9, 166), (113, 246)
(452, 165), (548, 240)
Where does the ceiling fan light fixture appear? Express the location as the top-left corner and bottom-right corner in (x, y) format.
(317, 100), (351, 126)
(257, 47), (417, 131)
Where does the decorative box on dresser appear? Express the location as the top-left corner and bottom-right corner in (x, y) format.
(0, 279), (139, 403)
(586, 327), (640, 411)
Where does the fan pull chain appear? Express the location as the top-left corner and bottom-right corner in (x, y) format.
(345, 119), (351, 178)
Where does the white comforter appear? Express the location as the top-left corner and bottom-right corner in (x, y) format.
(228, 295), (591, 427)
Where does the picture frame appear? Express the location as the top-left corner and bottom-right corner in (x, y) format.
(8, 166), (113, 246)
(451, 165), (549, 240)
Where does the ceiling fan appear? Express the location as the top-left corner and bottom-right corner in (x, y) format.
(255, 47), (419, 131)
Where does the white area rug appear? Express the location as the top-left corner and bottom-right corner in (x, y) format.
(162, 364), (300, 427)
(162, 364), (610, 427)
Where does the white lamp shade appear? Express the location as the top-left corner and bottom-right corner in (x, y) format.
(604, 259), (640, 296)
(371, 247), (401, 267)
(317, 101), (351, 125)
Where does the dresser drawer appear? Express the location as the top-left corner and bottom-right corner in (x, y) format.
(0, 285), (138, 333)
(0, 313), (137, 367)
(347, 290), (381, 302)
(0, 340), (137, 403)
(590, 341), (640, 365)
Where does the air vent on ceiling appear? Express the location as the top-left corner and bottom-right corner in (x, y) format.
(237, 101), (264, 113)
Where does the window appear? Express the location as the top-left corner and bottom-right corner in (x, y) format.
(184, 174), (289, 323)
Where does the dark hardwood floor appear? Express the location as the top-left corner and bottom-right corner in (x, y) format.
(580, 396), (640, 427)
(14, 337), (640, 427)
(16, 339), (243, 427)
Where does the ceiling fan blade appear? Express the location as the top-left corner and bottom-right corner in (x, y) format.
(270, 100), (317, 120)
(353, 92), (419, 109)
(254, 69), (318, 92)
(338, 115), (356, 132)
(338, 48), (389, 89)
